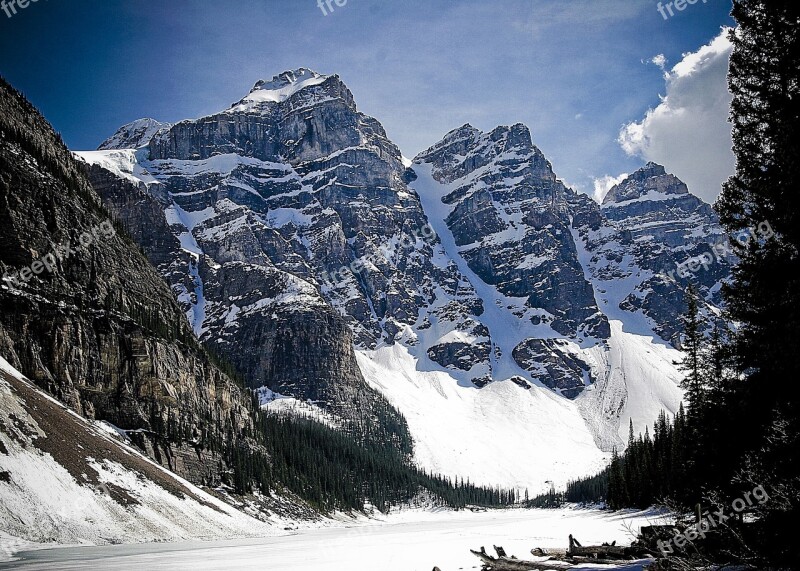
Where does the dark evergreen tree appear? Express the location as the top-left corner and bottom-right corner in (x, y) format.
(607, 447), (626, 509)
(678, 285), (705, 420)
(714, 1), (800, 565)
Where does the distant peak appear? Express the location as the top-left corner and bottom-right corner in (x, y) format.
(414, 124), (482, 162)
(252, 68), (328, 93)
(97, 118), (172, 150)
(129, 117), (162, 126)
(238, 69), (332, 106)
(446, 124), (481, 138)
(602, 163), (689, 205)
(489, 123), (533, 147)
(639, 162), (667, 177)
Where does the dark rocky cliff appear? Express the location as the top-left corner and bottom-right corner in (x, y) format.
(0, 77), (265, 488)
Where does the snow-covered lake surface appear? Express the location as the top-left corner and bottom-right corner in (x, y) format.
(1, 507), (664, 570)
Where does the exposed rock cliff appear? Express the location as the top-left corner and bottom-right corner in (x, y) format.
(0, 77), (265, 489)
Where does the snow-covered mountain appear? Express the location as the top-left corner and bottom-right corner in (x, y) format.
(77, 68), (732, 492)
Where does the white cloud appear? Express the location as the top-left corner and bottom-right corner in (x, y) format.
(651, 54), (667, 70)
(619, 29), (735, 203)
(593, 173), (629, 203)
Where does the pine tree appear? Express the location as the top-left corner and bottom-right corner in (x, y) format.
(718, 0), (800, 430)
(678, 285), (706, 420)
(607, 447), (627, 509)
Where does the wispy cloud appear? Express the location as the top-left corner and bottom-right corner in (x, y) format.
(517, 0), (650, 36)
(650, 54), (668, 70)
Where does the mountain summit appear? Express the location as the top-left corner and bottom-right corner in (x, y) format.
(238, 68), (332, 104)
(603, 161), (690, 205)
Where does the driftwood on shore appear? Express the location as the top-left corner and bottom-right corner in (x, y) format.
(470, 546), (573, 570)
(568, 533), (653, 559)
(469, 534), (655, 570)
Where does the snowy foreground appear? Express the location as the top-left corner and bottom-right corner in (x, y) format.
(1, 507), (665, 570)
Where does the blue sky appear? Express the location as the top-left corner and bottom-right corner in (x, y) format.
(0, 0), (735, 199)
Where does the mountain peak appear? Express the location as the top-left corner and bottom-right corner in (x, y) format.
(603, 162), (689, 205)
(639, 161), (668, 177)
(97, 117), (172, 150)
(489, 123), (533, 148)
(447, 123), (482, 139)
(414, 124), (482, 162)
(252, 68), (328, 95)
(221, 68), (357, 115)
(236, 68), (332, 107)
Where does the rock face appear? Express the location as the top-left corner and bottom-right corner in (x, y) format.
(415, 124), (610, 340)
(0, 78), (265, 489)
(572, 162), (730, 346)
(512, 339), (593, 399)
(82, 70), (731, 408)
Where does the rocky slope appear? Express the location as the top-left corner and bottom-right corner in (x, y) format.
(0, 357), (276, 556)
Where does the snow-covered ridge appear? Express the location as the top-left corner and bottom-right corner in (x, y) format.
(602, 162), (691, 206)
(256, 387), (340, 428)
(228, 68), (332, 111)
(74, 149), (159, 187)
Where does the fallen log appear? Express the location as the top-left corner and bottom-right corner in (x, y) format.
(567, 534), (652, 560)
(470, 546), (572, 570)
(569, 544), (627, 556)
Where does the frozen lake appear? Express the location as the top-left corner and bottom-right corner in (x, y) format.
(0, 508), (662, 570)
